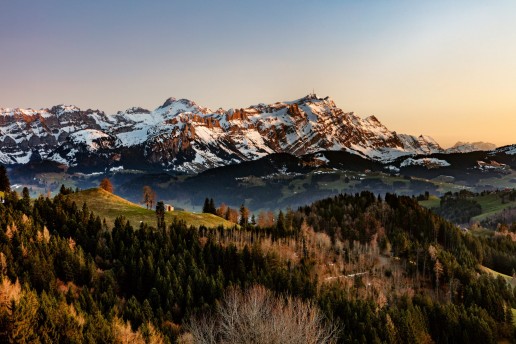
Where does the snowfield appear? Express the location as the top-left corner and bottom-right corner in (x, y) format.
(401, 158), (451, 168)
(69, 130), (112, 151)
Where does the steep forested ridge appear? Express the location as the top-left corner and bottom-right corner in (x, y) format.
(0, 185), (515, 343)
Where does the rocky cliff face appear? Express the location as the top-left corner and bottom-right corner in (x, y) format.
(0, 94), (444, 173)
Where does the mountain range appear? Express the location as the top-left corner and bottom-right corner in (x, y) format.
(0, 94), (455, 173)
(1, 94), (515, 210)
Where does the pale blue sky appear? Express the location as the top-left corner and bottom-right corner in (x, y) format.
(1, 1), (515, 147)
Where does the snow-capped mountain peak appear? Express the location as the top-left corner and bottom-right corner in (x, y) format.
(0, 95), (444, 172)
(446, 141), (497, 153)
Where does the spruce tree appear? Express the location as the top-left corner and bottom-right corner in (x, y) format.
(202, 198), (210, 213)
(239, 204), (249, 227)
(276, 210), (285, 235)
(209, 198), (216, 214)
(156, 201), (165, 231)
(21, 187), (31, 211)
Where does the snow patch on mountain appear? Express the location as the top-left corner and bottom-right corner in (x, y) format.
(495, 144), (516, 155)
(69, 130), (111, 151)
(358, 147), (414, 163)
(0, 152), (10, 164)
(384, 165), (400, 173)
(313, 152), (330, 165)
(401, 158), (450, 168)
(47, 153), (70, 165)
(0, 151), (32, 164)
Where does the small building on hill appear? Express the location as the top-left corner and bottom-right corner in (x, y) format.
(165, 204), (174, 212)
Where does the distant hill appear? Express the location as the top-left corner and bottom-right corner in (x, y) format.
(117, 152), (393, 211)
(4, 144), (514, 211)
(66, 188), (234, 228)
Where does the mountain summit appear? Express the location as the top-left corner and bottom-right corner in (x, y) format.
(0, 95), (443, 173)
(446, 141), (497, 153)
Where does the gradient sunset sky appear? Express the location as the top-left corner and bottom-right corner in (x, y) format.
(1, 1), (515, 147)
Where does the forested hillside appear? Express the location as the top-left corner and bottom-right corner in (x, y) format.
(0, 178), (515, 342)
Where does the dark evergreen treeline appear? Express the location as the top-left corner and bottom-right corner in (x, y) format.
(0, 185), (515, 342)
(0, 190), (315, 342)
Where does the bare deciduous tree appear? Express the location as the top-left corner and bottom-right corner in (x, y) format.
(142, 186), (156, 209)
(257, 211), (275, 227)
(99, 178), (113, 193)
(216, 203), (228, 218)
(186, 285), (339, 344)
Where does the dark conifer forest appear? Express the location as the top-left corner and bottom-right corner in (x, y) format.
(0, 174), (515, 342)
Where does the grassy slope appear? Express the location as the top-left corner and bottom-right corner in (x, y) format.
(478, 171), (516, 189)
(471, 193), (516, 222)
(66, 188), (234, 229)
(418, 195), (441, 209)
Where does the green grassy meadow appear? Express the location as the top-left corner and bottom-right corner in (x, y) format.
(418, 195), (441, 209)
(66, 188), (235, 229)
(471, 193), (516, 222)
